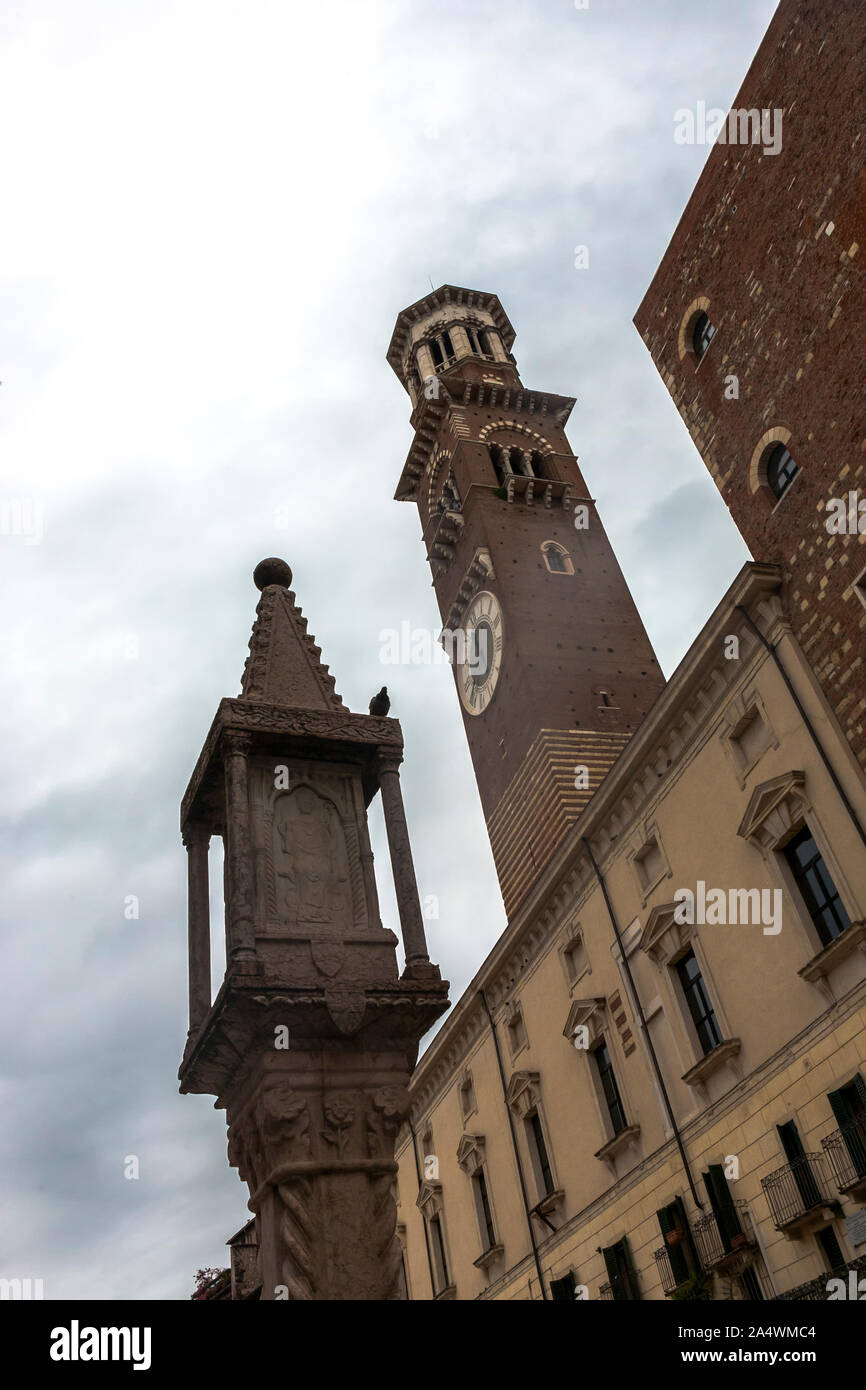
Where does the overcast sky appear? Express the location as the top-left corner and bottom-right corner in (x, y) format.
(0, 0), (773, 1299)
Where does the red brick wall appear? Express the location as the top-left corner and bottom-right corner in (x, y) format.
(634, 0), (866, 767)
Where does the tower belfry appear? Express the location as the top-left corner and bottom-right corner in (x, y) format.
(179, 558), (448, 1300)
(388, 285), (666, 915)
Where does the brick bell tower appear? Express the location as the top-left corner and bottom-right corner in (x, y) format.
(388, 285), (665, 916)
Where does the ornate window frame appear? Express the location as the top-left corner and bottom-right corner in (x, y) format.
(505, 1071), (564, 1217)
(456, 1134), (504, 1273)
(719, 689), (779, 787)
(558, 922), (592, 992)
(638, 902), (740, 1095)
(504, 998), (529, 1060)
(628, 822), (672, 905)
(541, 540), (574, 575)
(737, 771), (865, 995)
(458, 1067), (478, 1123)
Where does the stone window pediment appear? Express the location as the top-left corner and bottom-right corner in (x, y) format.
(638, 903), (692, 967)
(456, 1133), (486, 1176)
(416, 1180), (443, 1218)
(562, 997), (607, 1050)
(505, 1070), (541, 1119)
(737, 770), (808, 851)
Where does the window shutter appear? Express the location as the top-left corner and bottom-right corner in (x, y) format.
(777, 1120), (806, 1162)
(828, 1086), (854, 1129)
(703, 1165), (741, 1250)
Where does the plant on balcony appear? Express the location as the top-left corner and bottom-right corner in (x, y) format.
(671, 1273), (712, 1301)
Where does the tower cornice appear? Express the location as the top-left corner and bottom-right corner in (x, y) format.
(395, 382), (577, 501)
(387, 283), (515, 380)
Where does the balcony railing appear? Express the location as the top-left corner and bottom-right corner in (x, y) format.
(777, 1254), (866, 1301)
(598, 1281), (614, 1301)
(821, 1120), (866, 1194)
(692, 1201), (756, 1269)
(654, 1245), (676, 1295)
(761, 1154), (835, 1230)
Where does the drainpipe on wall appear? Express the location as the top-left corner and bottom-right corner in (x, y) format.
(581, 837), (705, 1213)
(479, 987), (550, 1300)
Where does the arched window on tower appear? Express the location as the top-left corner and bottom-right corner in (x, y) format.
(765, 443), (799, 501)
(466, 326), (481, 355)
(510, 447), (532, 477)
(477, 329), (492, 358)
(441, 330), (455, 364)
(443, 471), (462, 511)
(489, 444), (507, 485)
(430, 337), (444, 370)
(541, 541), (573, 575)
(530, 450), (550, 480)
(692, 311), (715, 360)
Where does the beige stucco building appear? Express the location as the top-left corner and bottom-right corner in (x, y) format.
(394, 562), (866, 1300)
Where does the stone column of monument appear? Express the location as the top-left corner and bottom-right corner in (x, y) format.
(178, 558), (449, 1299)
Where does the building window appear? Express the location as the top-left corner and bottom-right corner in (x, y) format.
(526, 1109), (555, 1198)
(428, 1214), (450, 1294)
(601, 1236), (639, 1301)
(429, 337), (444, 370)
(702, 1165), (743, 1253)
(561, 930), (588, 987)
(593, 1040), (627, 1135)
(782, 826), (851, 948)
(541, 541), (573, 574)
(633, 835), (666, 892)
(472, 1169), (497, 1251)
(656, 1197), (698, 1288)
(816, 1225), (845, 1272)
(777, 1119), (823, 1211)
(852, 562), (866, 613)
(459, 1070), (476, 1121)
(506, 1002), (528, 1057)
(477, 328), (492, 357)
(676, 950), (723, 1055)
(827, 1075), (866, 1179)
(765, 443), (799, 500)
(549, 1271), (577, 1301)
(692, 311), (715, 359)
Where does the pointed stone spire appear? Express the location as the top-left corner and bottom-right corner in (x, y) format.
(240, 558), (344, 710)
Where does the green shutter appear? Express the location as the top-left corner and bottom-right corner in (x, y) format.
(703, 1165), (741, 1250)
(777, 1120), (806, 1163)
(828, 1086), (855, 1128)
(602, 1238), (636, 1301)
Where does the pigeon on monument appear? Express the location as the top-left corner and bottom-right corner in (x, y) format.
(369, 687), (390, 716)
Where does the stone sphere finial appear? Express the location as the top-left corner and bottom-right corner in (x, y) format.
(253, 557), (293, 591)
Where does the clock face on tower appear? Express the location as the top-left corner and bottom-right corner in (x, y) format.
(457, 590), (503, 716)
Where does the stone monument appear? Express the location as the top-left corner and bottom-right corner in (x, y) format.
(178, 558), (449, 1299)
